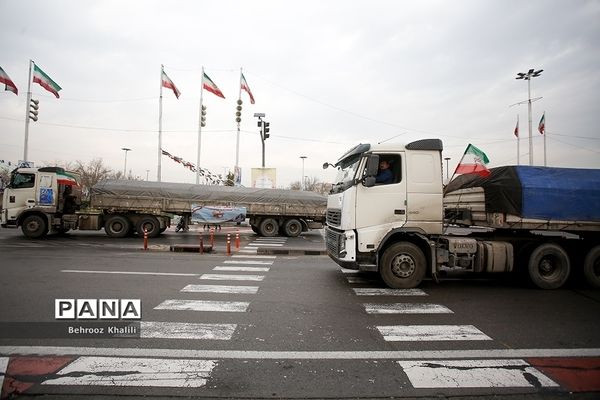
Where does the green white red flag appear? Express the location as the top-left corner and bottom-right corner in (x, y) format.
(454, 144), (490, 177)
(240, 72), (255, 104)
(202, 72), (225, 99)
(514, 116), (519, 137)
(0, 66), (18, 95)
(161, 70), (181, 98)
(56, 171), (79, 186)
(33, 64), (61, 98)
(538, 112), (545, 134)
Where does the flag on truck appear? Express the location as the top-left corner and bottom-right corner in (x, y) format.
(240, 72), (255, 104)
(33, 64), (61, 98)
(0, 66), (18, 95)
(56, 171), (79, 186)
(454, 144), (490, 177)
(202, 72), (225, 99)
(538, 112), (545, 134)
(161, 70), (181, 98)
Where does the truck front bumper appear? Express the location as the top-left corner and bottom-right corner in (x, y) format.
(325, 226), (358, 269)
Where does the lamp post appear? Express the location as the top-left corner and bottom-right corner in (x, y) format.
(444, 157), (450, 181)
(121, 147), (131, 178)
(300, 156), (307, 190)
(516, 69), (543, 166)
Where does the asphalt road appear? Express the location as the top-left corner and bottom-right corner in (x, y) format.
(0, 226), (599, 399)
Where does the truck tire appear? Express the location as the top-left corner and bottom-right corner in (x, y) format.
(380, 242), (426, 289)
(21, 214), (48, 239)
(583, 245), (600, 289)
(259, 218), (279, 237)
(283, 219), (302, 237)
(104, 215), (131, 238)
(528, 243), (571, 289)
(136, 216), (161, 238)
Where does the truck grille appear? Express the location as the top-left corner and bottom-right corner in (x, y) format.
(326, 209), (342, 227)
(326, 228), (342, 255)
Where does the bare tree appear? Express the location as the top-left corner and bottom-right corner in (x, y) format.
(73, 158), (113, 202)
(288, 176), (332, 194)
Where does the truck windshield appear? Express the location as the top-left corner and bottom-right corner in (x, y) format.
(331, 155), (361, 194)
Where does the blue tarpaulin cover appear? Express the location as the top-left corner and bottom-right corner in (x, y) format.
(446, 166), (600, 222)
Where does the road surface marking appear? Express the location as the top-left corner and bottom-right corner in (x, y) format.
(62, 270), (198, 277)
(232, 255), (277, 259)
(42, 357), (216, 387)
(354, 288), (427, 296)
(223, 260), (274, 265)
(181, 284), (259, 294)
(141, 321), (236, 340)
(398, 359), (558, 388)
(200, 274), (265, 281)
(3, 346), (600, 360)
(0, 357), (7, 392)
(213, 266), (270, 272)
(364, 303), (453, 314)
(247, 243), (284, 247)
(253, 238), (287, 241)
(239, 249), (258, 253)
(155, 299), (249, 312)
(378, 325), (492, 341)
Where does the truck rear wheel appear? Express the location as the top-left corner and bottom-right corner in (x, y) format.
(259, 218), (278, 237)
(21, 214), (48, 239)
(104, 215), (131, 238)
(283, 219), (302, 237)
(136, 216), (161, 238)
(584, 245), (600, 289)
(528, 243), (570, 289)
(380, 242), (426, 289)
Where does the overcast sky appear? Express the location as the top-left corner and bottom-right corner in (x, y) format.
(1, 0), (599, 187)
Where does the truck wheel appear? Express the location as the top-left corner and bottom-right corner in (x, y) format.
(584, 245), (600, 289)
(283, 219), (302, 237)
(137, 216), (161, 238)
(259, 218), (279, 237)
(104, 215), (131, 238)
(21, 215), (48, 239)
(528, 243), (570, 289)
(380, 242), (426, 289)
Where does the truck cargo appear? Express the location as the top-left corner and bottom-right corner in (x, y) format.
(324, 139), (600, 289)
(1, 166), (326, 239)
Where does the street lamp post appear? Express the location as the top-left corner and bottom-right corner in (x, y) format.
(300, 156), (307, 190)
(444, 157), (450, 181)
(121, 147), (131, 178)
(516, 69), (543, 166)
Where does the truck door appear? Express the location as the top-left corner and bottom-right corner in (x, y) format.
(3, 171), (37, 224)
(355, 153), (407, 253)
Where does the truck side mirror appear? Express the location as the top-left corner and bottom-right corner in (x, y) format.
(364, 154), (379, 177)
(363, 176), (376, 187)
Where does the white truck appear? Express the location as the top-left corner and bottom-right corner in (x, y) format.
(324, 139), (600, 289)
(1, 166), (326, 239)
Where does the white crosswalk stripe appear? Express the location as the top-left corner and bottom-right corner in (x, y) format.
(364, 303), (453, 314)
(377, 325), (492, 341)
(181, 284), (259, 294)
(398, 359), (559, 388)
(155, 299), (249, 312)
(353, 288), (428, 296)
(200, 274), (265, 281)
(141, 321), (236, 340)
(232, 255), (276, 259)
(213, 266), (270, 272)
(42, 356), (217, 387)
(223, 260), (274, 265)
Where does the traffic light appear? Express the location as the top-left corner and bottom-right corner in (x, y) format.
(29, 99), (39, 122)
(201, 105), (207, 127)
(235, 99), (242, 123)
(263, 122), (270, 139)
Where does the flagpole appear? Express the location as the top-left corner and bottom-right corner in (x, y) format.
(196, 67), (205, 185)
(543, 111), (547, 167)
(443, 145), (470, 196)
(158, 65), (164, 182)
(516, 115), (520, 166)
(23, 60), (34, 163)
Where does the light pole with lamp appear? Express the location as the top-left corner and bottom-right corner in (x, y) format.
(121, 147), (131, 178)
(300, 156), (307, 190)
(516, 69), (543, 166)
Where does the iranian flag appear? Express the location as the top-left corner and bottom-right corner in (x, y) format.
(33, 64), (61, 98)
(240, 72), (255, 104)
(161, 70), (181, 98)
(538, 112), (545, 134)
(0, 66), (18, 95)
(454, 144), (490, 177)
(56, 171), (79, 186)
(202, 72), (225, 99)
(514, 116), (519, 137)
